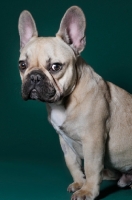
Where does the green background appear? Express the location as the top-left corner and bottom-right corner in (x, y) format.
(0, 0), (132, 199)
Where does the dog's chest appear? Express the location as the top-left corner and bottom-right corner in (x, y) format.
(49, 104), (83, 157)
(50, 104), (66, 127)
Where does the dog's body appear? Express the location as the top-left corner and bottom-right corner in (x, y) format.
(18, 6), (132, 200)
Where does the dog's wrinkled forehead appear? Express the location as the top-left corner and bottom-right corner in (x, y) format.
(19, 36), (76, 67)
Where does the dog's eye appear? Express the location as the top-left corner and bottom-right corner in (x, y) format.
(19, 61), (27, 71)
(51, 63), (62, 72)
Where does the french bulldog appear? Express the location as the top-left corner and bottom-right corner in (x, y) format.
(18, 6), (132, 200)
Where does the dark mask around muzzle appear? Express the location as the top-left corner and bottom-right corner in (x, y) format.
(22, 70), (56, 102)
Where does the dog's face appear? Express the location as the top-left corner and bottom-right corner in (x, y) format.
(18, 7), (86, 103)
(19, 36), (77, 103)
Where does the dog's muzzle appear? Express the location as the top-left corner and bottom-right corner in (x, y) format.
(22, 70), (57, 103)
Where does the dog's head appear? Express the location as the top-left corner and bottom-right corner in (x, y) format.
(18, 6), (86, 103)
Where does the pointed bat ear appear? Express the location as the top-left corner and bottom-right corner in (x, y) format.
(56, 6), (86, 55)
(18, 10), (38, 50)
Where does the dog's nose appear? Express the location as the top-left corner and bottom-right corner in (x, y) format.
(30, 74), (41, 85)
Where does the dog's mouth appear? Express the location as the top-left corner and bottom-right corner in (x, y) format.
(30, 89), (39, 100)
(28, 88), (57, 103)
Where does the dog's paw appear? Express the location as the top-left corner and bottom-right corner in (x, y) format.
(67, 182), (83, 193)
(71, 189), (94, 200)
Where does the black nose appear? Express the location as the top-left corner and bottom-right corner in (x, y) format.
(30, 74), (41, 85)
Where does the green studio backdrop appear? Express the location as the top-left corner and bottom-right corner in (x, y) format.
(0, 0), (132, 199)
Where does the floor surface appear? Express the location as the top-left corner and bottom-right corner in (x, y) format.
(0, 157), (131, 200)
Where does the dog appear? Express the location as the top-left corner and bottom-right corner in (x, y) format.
(18, 6), (132, 200)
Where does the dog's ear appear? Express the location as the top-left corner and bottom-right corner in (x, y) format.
(56, 6), (86, 55)
(18, 11), (38, 50)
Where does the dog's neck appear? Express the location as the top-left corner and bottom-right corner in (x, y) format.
(76, 57), (102, 85)
(64, 57), (102, 105)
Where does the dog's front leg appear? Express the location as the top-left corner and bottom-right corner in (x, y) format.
(59, 135), (85, 193)
(71, 125), (106, 200)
